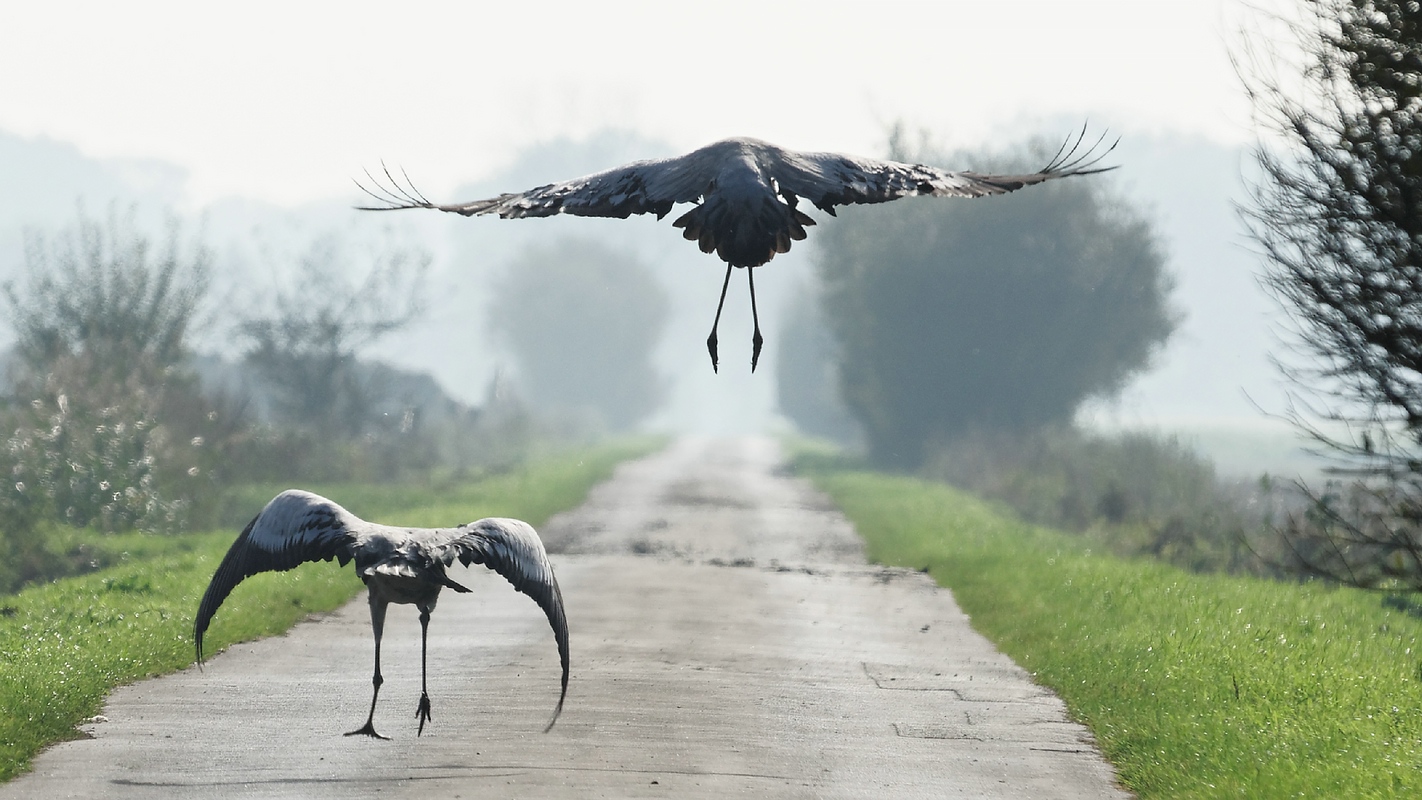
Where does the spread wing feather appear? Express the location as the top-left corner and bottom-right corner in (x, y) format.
(359, 153), (713, 222)
(435, 518), (570, 731)
(769, 149), (1036, 210)
(194, 490), (362, 663)
(769, 133), (1116, 213)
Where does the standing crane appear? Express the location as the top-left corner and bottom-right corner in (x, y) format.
(358, 129), (1114, 372)
(194, 489), (569, 739)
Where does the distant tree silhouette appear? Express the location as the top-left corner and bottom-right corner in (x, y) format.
(492, 237), (667, 431)
(237, 232), (429, 437)
(4, 205), (208, 381)
(774, 279), (861, 446)
(816, 133), (1175, 467)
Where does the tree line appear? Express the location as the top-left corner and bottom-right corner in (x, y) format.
(777, 0), (1422, 591)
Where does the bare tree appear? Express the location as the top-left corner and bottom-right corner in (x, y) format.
(1240, 1), (1422, 587)
(237, 232), (430, 437)
(4, 205), (209, 380)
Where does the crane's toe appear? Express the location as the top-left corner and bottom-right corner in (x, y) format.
(345, 721), (391, 740)
(416, 692), (434, 736)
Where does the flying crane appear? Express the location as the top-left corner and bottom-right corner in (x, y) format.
(359, 130), (1114, 372)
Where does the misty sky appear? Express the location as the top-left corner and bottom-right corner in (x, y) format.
(0, 0), (1319, 473)
(3, 1), (1271, 205)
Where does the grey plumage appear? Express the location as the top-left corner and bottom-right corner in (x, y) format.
(194, 489), (568, 739)
(358, 130), (1115, 371)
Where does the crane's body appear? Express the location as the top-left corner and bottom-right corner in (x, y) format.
(194, 489), (569, 739)
(360, 131), (1114, 371)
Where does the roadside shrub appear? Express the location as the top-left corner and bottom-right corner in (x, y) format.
(922, 426), (1292, 575)
(0, 354), (225, 534)
(0, 206), (222, 531)
(1273, 475), (1422, 591)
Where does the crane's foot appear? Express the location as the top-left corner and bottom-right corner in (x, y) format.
(750, 330), (764, 373)
(415, 692), (433, 736)
(706, 332), (720, 373)
(345, 720), (390, 740)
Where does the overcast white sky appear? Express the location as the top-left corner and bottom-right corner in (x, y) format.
(2, 0), (1269, 206)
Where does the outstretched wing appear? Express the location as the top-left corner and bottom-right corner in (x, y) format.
(770, 128), (1118, 214)
(357, 152), (712, 222)
(434, 518), (570, 732)
(194, 490), (362, 664)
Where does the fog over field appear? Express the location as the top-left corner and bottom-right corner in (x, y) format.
(0, 0), (1315, 476)
(0, 127), (1302, 474)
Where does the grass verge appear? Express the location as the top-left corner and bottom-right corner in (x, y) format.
(799, 458), (1422, 798)
(0, 436), (662, 782)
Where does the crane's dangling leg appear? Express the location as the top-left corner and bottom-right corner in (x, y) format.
(748, 266), (764, 372)
(706, 263), (733, 373)
(346, 596), (390, 739)
(415, 606), (434, 736)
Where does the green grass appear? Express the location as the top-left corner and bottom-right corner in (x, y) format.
(800, 462), (1422, 798)
(0, 436), (662, 782)
(219, 436), (663, 528)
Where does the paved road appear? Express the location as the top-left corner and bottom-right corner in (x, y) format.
(4, 437), (1129, 798)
